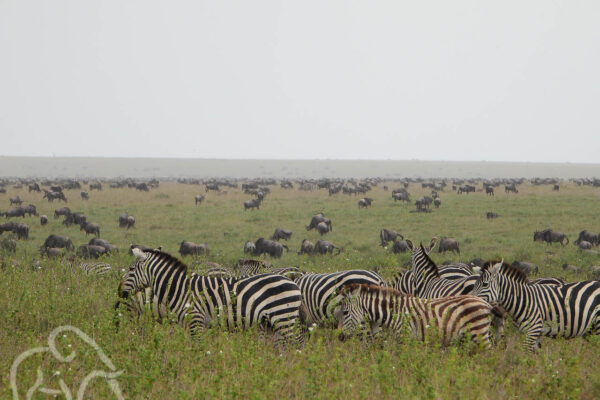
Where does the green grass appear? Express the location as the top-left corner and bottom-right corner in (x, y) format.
(1, 182), (600, 399)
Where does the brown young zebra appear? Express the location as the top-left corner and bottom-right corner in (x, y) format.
(339, 283), (503, 349)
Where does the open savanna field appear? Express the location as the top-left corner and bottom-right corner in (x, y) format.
(2, 180), (600, 399)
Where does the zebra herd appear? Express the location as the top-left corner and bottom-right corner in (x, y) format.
(113, 239), (600, 353)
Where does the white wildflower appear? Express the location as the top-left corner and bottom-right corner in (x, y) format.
(118, 313), (123, 317)
(67, 344), (72, 348)
(219, 350), (223, 355)
(296, 350), (302, 354)
(53, 371), (61, 376)
(206, 351), (211, 355)
(63, 334), (67, 338)
(185, 303), (191, 309)
(308, 327), (314, 332)
(312, 323), (317, 327)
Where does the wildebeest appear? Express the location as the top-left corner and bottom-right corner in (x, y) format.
(457, 185), (475, 194)
(243, 198), (262, 210)
(380, 229), (403, 246)
(80, 221), (100, 237)
(1, 207), (26, 218)
(392, 192), (410, 202)
(179, 241), (209, 256)
(77, 244), (107, 259)
(89, 182), (102, 191)
(486, 212), (499, 219)
(118, 213), (130, 228)
(243, 240), (256, 254)
(125, 215), (135, 229)
(314, 240), (341, 255)
(574, 230), (599, 246)
(433, 198), (441, 208)
(41, 247), (62, 258)
(9, 196), (23, 206)
(589, 266), (600, 280)
(28, 183), (41, 192)
(562, 264), (579, 273)
(0, 238), (17, 253)
(504, 184), (518, 193)
(298, 238), (315, 255)
(306, 213), (332, 231)
(272, 228), (293, 241)
(43, 234), (74, 250)
(358, 198), (373, 209)
(392, 239), (409, 253)
(533, 229), (569, 246)
(511, 260), (538, 275)
(40, 215), (48, 225)
(205, 183), (219, 192)
(12, 223), (29, 239)
(81, 191), (89, 200)
(578, 241), (593, 250)
(195, 194), (205, 205)
(21, 204), (38, 216)
(89, 238), (118, 254)
(54, 207), (71, 219)
(553, 184), (559, 191)
(438, 237), (460, 254)
(485, 186), (494, 196)
(317, 221), (330, 235)
(63, 212), (86, 227)
(43, 190), (67, 202)
(253, 238), (288, 258)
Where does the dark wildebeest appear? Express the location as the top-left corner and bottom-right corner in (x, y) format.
(1, 207), (26, 218)
(179, 241), (210, 256)
(195, 194), (205, 205)
(40, 215), (48, 226)
(578, 241), (593, 250)
(562, 264), (579, 274)
(533, 229), (569, 246)
(28, 183), (41, 192)
(485, 186), (494, 196)
(574, 230), (599, 246)
(63, 212), (86, 227)
(0, 238), (17, 253)
(243, 198), (261, 210)
(81, 191), (89, 200)
(504, 184), (518, 194)
(253, 238), (288, 258)
(434, 198), (441, 208)
(272, 228), (293, 241)
(317, 221), (330, 235)
(80, 221), (100, 237)
(41, 247), (62, 258)
(358, 198), (373, 209)
(391, 239), (409, 253)
(438, 237), (460, 254)
(511, 260), (539, 275)
(392, 192), (410, 202)
(314, 240), (341, 255)
(89, 182), (102, 191)
(298, 239), (315, 255)
(77, 244), (107, 259)
(125, 216), (135, 229)
(380, 229), (403, 246)
(0, 221), (17, 234)
(553, 184), (559, 191)
(118, 213), (130, 228)
(486, 212), (499, 219)
(243, 240), (256, 254)
(44, 190), (67, 202)
(205, 183), (219, 192)
(306, 213), (333, 231)
(43, 234), (74, 250)
(13, 223), (29, 239)
(54, 207), (71, 219)
(21, 204), (38, 216)
(89, 238), (118, 254)
(9, 196), (23, 206)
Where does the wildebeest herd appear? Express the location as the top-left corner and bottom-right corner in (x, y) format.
(2, 175), (600, 355)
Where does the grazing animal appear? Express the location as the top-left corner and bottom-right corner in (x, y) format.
(80, 221), (100, 237)
(485, 186), (494, 196)
(77, 244), (107, 259)
(271, 228), (293, 241)
(338, 283), (500, 349)
(40, 215), (48, 225)
(316, 221), (330, 235)
(298, 239), (315, 255)
(504, 184), (518, 194)
(358, 198), (373, 209)
(118, 249), (303, 345)
(243, 240), (256, 254)
(80, 191), (89, 200)
(306, 214), (332, 231)
(391, 239), (410, 254)
(63, 212), (86, 227)
(253, 238), (288, 258)
(438, 237), (460, 254)
(511, 261), (539, 275)
(314, 240), (341, 255)
(243, 198), (262, 211)
(379, 229), (403, 246)
(578, 240), (593, 250)
(89, 238), (118, 254)
(9, 196), (23, 206)
(486, 212), (499, 219)
(42, 234), (74, 250)
(179, 241), (209, 256)
(472, 261), (600, 351)
(235, 258), (273, 276)
(129, 244), (154, 254)
(54, 207), (71, 219)
(575, 230), (599, 246)
(295, 270), (385, 327)
(433, 198), (441, 208)
(0, 238), (17, 253)
(194, 194), (205, 205)
(533, 229), (569, 246)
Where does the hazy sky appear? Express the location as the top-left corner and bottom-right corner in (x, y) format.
(1, 1), (598, 162)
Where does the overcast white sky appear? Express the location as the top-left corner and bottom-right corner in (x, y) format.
(0, 1), (598, 162)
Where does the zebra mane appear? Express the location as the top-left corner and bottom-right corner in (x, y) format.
(415, 243), (440, 278)
(145, 249), (189, 274)
(501, 262), (529, 283)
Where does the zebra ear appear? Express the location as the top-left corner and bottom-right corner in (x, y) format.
(405, 239), (414, 250)
(132, 247), (147, 259)
(426, 237), (438, 252)
(490, 259), (503, 275)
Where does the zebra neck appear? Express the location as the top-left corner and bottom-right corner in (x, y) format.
(411, 249), (438, 291)
(499, 275), (535, 322)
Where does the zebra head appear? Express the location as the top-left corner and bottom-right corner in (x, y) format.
(338, 284), (366, 341)
(119, 248), (151, 299)
(471, 259), (504, 304)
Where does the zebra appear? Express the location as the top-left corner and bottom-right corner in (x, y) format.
(61, 259), (115, 276)
(235, 258), (272, 276)
(406, 239), (479, 298)
(387, 263), (477, 295)
(471, 260), (600, 352)
(294, 269), (385, 327)
(338, 283), (501, 349)
(118, 248), (304, 345)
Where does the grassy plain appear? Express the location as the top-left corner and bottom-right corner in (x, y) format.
(2, 181), (600, 399)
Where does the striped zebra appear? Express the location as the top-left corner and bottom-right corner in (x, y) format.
(388, 263), (478, 294)
(62, 259), (115, 276)
(406, 239), (479, 298)
(295, 269), (385, 327)
(235, 258), (273, 275)
(472, 261), (600, 351)
(338, 283), (501, 349)
(119, 248), (304, 344)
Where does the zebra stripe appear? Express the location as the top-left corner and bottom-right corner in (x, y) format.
(407, 240), (479, 298)
(339, 283), (498, 349)
(236, 258), (272, 276)
(295, 270), (385, 327)
(119, 249), (304, 344)
(388, 264), (476, 294)
(77, 262), (113, 276)
(472, 261), (600, 351)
